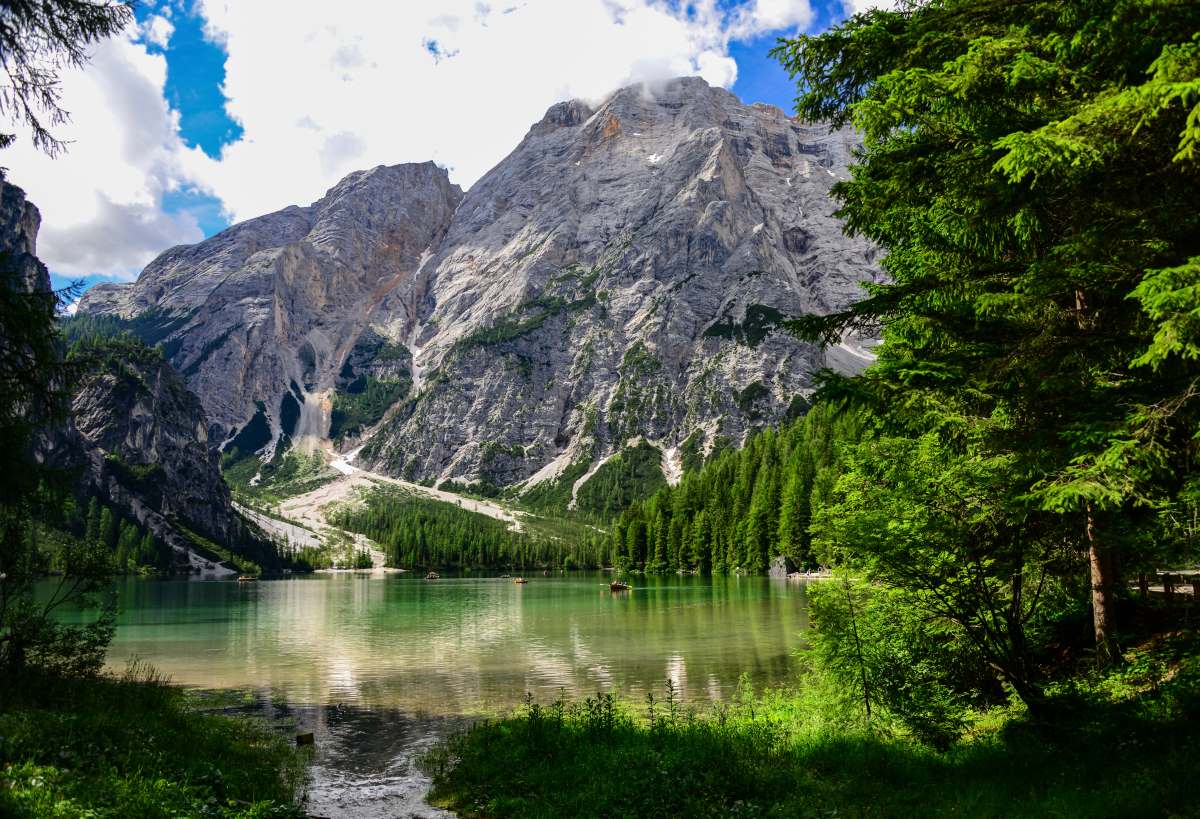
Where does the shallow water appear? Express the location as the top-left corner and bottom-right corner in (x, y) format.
(54, 572), (812, 816)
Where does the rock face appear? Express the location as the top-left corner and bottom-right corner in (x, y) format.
(79, 77), (881, 489)
(81, 162), (463, 452)
(38, 342), (243, 567)
(0, 179), (48, 294)
(0, 179), (246, 568)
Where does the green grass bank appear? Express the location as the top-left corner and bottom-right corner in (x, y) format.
(0, 666), (307, 818)
(423, 634), (1200, 818)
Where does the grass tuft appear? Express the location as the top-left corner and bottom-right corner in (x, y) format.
(0, 663), (306, 818)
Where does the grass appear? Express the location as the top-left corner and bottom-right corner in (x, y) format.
(0, 664), (306, 818)
(176, 521), (262, 576)
(424, 634), (1200, 818)
(224, 449), (338, 506)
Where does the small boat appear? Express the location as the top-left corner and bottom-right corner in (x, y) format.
(237, 575), (258, 583)
(513, 577), (528, 584)
(425, 571), (440, 580)
(610, 581), (631, 591)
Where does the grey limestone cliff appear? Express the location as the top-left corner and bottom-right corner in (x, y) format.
(79, 77), (881, 492)
(0, 179), (250, 569)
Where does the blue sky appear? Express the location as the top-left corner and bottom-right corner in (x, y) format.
(34, 0), (863, 297)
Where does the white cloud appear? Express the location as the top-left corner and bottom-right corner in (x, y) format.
(141, 14), (175, 48)
(729, 0), (814, 38)
(4, 0), (816, 278)
(4, 29), (210, 279)
(842, 0), (894, 13)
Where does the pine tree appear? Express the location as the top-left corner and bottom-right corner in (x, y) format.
(83, 497), (100, 545)
(775, 0), (1200, 673)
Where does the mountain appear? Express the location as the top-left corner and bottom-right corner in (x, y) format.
(79, 76), (880, 495)
(0, 179), (259, 573)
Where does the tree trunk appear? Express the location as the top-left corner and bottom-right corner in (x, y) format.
(1086, 503), (1116, 663)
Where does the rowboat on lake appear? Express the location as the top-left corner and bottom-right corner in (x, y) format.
(514, 577), (528, 584)
(610, 581), (631, 591)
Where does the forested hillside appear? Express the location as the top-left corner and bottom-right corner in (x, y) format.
(608, 404), (861, 573)
(330, 486), (607, 571)
(38, 324), (314, 576)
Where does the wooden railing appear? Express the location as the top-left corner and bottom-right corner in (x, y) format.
(1134, 570), (1200, 605)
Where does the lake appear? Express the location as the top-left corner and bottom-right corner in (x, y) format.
(72, 573), (813, 816)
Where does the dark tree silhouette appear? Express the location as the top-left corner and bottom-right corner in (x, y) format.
(0, 0), (133, 156)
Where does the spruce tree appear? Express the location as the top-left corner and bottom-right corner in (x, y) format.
(775, 0), (1200, 667)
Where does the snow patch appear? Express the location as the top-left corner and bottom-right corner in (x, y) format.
(647, 153), (663, 164)
(836, 338), (878, 362)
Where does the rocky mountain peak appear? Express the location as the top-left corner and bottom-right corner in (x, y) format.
(78, 77), (881, 492)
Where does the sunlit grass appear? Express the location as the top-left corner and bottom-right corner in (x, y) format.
(424, 637), (1200, 818)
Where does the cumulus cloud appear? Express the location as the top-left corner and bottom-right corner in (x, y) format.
(3, 29), (210, 279)
(40, 194), (201, 274)
(195, 0), (821, 220)
(842, 0), (895, 13)
(5, 0), (818, 279)
(141, 14), (175, 48)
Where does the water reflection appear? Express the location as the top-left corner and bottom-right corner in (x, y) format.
(97, 573), (810, 714)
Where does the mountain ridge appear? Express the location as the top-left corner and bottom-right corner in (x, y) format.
(79, 76), (881, 494)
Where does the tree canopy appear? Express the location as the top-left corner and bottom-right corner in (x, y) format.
(0, 0), (132, 155)
(772, 0), (1200, 685)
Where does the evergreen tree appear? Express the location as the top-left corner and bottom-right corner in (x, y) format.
(97, 507), (115, 550)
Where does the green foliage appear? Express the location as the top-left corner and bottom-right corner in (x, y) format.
(7, 297), (204, 672)
(0, 0), (132, 155)
(330, 376), (410, 441)
(426, 638), (1200, 818)
(574, 441), (666, 520)
(702, 303), (785, 347)
(329, 485), (606, 570)
(806, 578), (988, 748)
(224, 448), (338, 506)
(517, 458), (592, 514)
(608, 404), (859, 573)
(0, 666), (305, 817)
(175, 522), (262, 577)
(59, 308), (192, 357)
(455, 293), (597, 352)
(733, 381), (769, 417)
(772, 0), (1200, 691)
